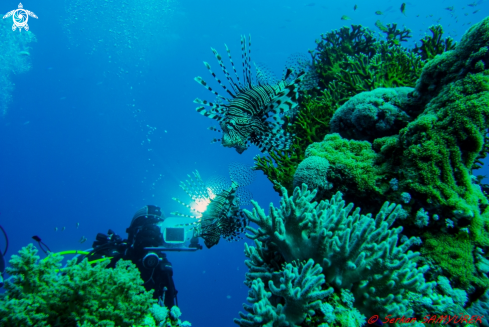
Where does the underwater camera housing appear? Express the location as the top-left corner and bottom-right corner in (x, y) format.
(145, 217), (201, 252)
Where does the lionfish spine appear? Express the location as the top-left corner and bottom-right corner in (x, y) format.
(211, 48), (240, 95)
(170, 211), (200, 219)
(194, 76), (226, 101)
(225, 44), (241, 86)
(204, 58), (235, 98)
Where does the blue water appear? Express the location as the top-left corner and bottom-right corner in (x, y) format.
(0, 0), (488, 325)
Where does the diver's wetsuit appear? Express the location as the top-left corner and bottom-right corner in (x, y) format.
(107, 248), (177, 308)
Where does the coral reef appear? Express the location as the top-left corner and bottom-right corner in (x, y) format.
(243, 17), (489, 326)
(0, 244), (191, 327)
(255, 16), (489, 298)
(237, 185), (439, 323)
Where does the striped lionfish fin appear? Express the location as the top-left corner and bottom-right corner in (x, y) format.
(194, 76), (227, 101)
(180, 171), (209, 202)
(240, 35), (253, 88)
(171, 197), (202, 215)
(196, 106), (224, 122)
(169, 209), (200, 220)
(211, 48), (241, 95)
(203, 60), (235, 98)
(255, 129), (294, 153)
(194, 98), (226, 114)
(225, 44), (242, 89)
(263, 71), (306, 124)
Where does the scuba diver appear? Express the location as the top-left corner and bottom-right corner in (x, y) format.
(86, 205), (202, 308)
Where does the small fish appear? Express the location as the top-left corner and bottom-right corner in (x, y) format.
(468, 1), (477, 6)
(76, 222), (80, 229)
(375, 11), (383, 15)
(62, 227), (65, 231)
(473, 9), (480, 13)
(354, 4), (357, 10)
(416, 14), (420, 17)
(79, 236), (87, 244)
(54, 227), (58, 232)
(445, 6), (454, 11)
(400, 3), (406, 15)
(465, 12), (469, 15)
(341, 15), (351, 20)
(375, 20), (388, 31)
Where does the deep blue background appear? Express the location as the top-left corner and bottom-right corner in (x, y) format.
(1, 0), (488, 325)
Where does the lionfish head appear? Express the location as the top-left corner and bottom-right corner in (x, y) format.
(203, 234), (220, 249)
(219, 118), (249, 154)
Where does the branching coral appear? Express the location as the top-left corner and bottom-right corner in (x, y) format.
(381, 23), (412, 46)
(0, 244), (191, 327)
(241, 185), (436, 318)
(413, 25), (457, 60)
(311, 25), (377, 90)
(235, 259), (333, 327)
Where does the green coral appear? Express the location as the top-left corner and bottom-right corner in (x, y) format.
(422, 234), (489, 289)
(254, 91), (335, 194)
(254, 23), (428, 195)
(0, 244), (188, 327)
(305, 133), (384, 195)
(380, 23), (412, 46)
(413, 25), (457, 60)
(310, 25), (377, 90)
(312, 24), (422, 107)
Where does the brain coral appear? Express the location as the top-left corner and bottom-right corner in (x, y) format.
(330, 87), (413, 142)
(293, 156), (332, 193)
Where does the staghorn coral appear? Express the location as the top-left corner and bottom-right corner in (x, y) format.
(241, 184), (437, 319)
(413, 25), (457, 61)
(381, 23), (412, 46)
(311, 25), (377, 91)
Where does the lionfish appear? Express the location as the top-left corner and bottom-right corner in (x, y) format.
(171, 164), (254, 248)
(194, 35), (306, 154)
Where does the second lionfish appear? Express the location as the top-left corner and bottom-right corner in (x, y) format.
(194, 35), (306, 154)
(171, 163), (254, 248)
